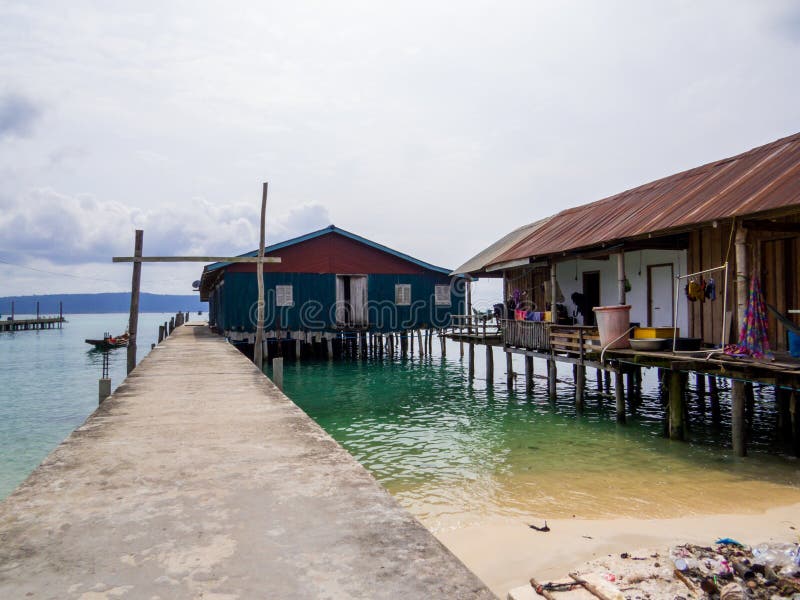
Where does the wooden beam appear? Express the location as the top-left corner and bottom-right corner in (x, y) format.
(742, 220), (800, 233)
(112, 256), (281, 263)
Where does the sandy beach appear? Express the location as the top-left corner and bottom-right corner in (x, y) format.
(436, 502), (800, 597)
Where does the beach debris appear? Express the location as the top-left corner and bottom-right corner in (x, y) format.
(718, 581), (745, 600)
(529, 576), (558, 599)
(716, 537), (745, 547)
(673, 568), (700, 597)
(529, 520), (550, 532)
(569, 573), (624, 600)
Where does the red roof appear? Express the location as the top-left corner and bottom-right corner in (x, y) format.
(490, 132), (800, 267)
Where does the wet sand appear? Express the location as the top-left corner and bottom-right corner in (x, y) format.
(436, 502), (800, 598)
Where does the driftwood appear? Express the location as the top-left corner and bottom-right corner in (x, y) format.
(529, 577), (557, 600)
(672, 569), (699, 597)
(568, 573), (615, 600)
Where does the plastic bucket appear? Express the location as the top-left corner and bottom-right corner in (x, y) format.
(593, 305), (632, 349)
(789, 331), (800, 358)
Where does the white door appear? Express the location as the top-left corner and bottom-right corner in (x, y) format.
(648, 264), (674, 327)
(350, 276), (368, 325)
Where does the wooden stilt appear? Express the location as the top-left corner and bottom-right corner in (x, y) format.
(777, 382), (792, 442)
(626, 370), (635, 406)
(709, 376), (720, 425)
(575, 366), (585, 413)
(790, 389), (799, 457)
(615, 371), (625, 424)
(603, 370), (611, 394)
(468, 342), (475, 380)
(326, 337), (333, 360)
(669, 370), (685, 440)
(440, 330), (446, 356)
(295, 338), (301, 360)
(417, 329), (424, 358)
(596, 369), (602, 392)
(485, 345), (494, 384)
(525, 356), (534, 392)
(745, 382), (755, 431)
(410, 330), (415, 356)
(732, 379), (747, 457)
(695, 373), (706, 397)
(460, 337), (464, 359)
(506, 351), (513, 389)
(547, 359), (557, 402)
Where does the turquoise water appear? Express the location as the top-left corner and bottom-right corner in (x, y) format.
(274, 342), (800, 530)
(0, 313), (180, 499)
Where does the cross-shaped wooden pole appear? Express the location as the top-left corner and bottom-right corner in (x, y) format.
(114, 182), (278, 371)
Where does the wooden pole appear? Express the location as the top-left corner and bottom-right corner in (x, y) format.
(525, 356), (534, 392)
(439, 329), (446, 356)
(732, 379), (746, 456)
(669, 370), (685, 440)
(485, 345), (494, 384)
(550, 263), (557, 322)
(126, 229), (143, 375)
(575, 366), (585, 413)
(615, 370), (625, 423)
(468, 342), (475, 380)
(417, 329), (424, 358)
(734, 223), (748, 332)
(790, 390), (799, 457)
(272, 357), (283, 392)
(548, 358), (557, 401)
(617, 250), (626, 305)
(506, 351), (513, 389)
(254, 182), (268, 369)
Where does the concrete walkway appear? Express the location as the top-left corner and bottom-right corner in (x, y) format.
(0, 324), (493, 599)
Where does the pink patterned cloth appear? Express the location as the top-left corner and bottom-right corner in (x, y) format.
(724, 273), (773, 360)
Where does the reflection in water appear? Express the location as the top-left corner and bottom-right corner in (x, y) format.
(275, 343), (800, 531)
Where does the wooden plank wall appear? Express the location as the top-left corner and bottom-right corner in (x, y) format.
(688, 220), (736, 346)
(504, 266), (549, 311)
(690, 215), (800, 350)
(758, 216), (800, 351)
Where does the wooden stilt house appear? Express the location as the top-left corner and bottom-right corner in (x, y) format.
(199, 225), (464, 352)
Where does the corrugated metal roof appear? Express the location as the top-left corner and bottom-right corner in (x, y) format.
(450, 217), (552, 276)
(489, 132), (800, 267)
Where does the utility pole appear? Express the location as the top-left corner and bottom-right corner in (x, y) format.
(254, 182), (268, 369)
(127, 230), (143, 374)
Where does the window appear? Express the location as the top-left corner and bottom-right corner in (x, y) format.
(395, 284), (411, 306)
(435, 285), (451, 306)
(276, 285), (294, 307)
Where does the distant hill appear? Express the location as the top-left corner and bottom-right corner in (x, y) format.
(0, 293), (207, 315)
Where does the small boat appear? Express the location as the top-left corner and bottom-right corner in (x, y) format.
(85, 331), (129, 350)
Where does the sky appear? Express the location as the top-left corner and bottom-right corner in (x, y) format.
(1, 1), (799, 302)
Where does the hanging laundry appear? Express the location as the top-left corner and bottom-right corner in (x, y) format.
(724, 272), (773, 359)
(705, 278), (717, 301)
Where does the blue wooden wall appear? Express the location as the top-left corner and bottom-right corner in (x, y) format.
(209, 271), (465, 333)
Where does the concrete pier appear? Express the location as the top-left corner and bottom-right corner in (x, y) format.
(0, 324), (492, 599)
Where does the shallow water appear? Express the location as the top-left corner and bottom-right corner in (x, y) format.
(0, 313), (180, 499)
(275, 341), (800, 531)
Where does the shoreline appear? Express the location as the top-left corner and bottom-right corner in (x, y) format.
(435, 502), (800, 597)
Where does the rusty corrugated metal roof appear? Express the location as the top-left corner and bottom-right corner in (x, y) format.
(489, 132), (800, 267)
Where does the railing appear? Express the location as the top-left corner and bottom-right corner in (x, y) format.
(549, 325), (601, 359)
(502, 319), (550, 351)
(449, 313), (501, 340)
